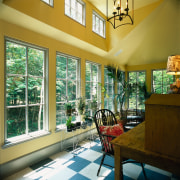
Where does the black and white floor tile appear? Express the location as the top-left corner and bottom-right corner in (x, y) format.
(4, 139), (180, 180)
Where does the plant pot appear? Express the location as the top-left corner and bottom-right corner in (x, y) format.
(85, 118), (93, 126)
(76, 122), (81, 129)
(71, 123), (76, 131)
(81, 121), (87, 129)
(67, 126), (72, 132)
(66, 109), (72, 116)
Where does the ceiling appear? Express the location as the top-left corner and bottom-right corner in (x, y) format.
(87, 0), (180, 66)
(87, 0), (160, 16)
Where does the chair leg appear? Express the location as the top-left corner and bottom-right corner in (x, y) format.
(140, 163), (147, 180)
(97, 153), (106, 176)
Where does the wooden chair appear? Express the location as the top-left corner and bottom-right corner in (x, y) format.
(94, 109), (147, 178)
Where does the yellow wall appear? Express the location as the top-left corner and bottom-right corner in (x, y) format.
(3, 0), (109, 52)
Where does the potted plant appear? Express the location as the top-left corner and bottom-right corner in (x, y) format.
(106, 64), (136, 119)
(64, 102), (75, 116)
(76, 96), (86, 115)
(66, 116), (76, 132)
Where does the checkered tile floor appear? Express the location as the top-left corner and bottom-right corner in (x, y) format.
(4, 139), (180, 180)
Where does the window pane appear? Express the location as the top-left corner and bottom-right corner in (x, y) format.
(152, 69), (174, 94)
(68, 58), (77, 80)
(56, 80), (66, 102)
(56, 56), (66, 79)
(92, 82), (97, 96)
(65, 0), (85, 25)
(85, 82), (91, 99)
(28, 48), (44, 76)
(92, 11), (105, 38)
(56, 53), (79, 127)
(28, 105), (44, 133)
(6, 76), (26, 106)
(42, 0), (49, 4)
(86, 63), (91, 81)
(5, 39), (47, 140)
(28, 77), (44, 104)
(128, 71), (146, 109)
(67, 80), (76, 100)
(6, 42), (26, 75)
(56, 104), (66, 126)
(7, 107), (26, 138)
(104, 98), (108, 109)
(92, 64), (98, 82)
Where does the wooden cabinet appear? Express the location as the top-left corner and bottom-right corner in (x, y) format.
(145, 94), (180, 158)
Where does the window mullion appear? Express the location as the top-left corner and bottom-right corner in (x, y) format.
(26, 47), (29, 135)
(136, 73), (138, 109)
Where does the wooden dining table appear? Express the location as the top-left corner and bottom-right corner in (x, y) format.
(111, 122), (180, 180)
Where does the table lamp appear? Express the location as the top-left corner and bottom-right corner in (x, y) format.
(166, 55), (180, 93)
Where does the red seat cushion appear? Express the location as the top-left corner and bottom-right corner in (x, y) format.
(99, 123), (124, 152)
(99, 123), (124, 137)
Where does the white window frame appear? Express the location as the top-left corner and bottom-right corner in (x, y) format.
(128, 71), (146, 110)
(92, 10), (106, 38)
(65, 0), (86, 26)
(4, 37), (49, 146)
(56, 52), (80, 129)
(85, 61), (101, 116)
(104, 66), (114, 112)
(152, 69), (174, 94)
(41, 0), (53, 7)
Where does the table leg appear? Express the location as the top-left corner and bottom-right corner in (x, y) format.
(114, 146), (123, 180)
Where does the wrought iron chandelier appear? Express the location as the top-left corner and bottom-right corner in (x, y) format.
(106, 0), (134, 29)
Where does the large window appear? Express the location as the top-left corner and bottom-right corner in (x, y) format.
(85, 61), (101, 116)
(5, 38), (48, 142)
(92, 11), (106, 38)
(41, 0), (53, 6)
(128, 71), (146, 110)
(56, 53), (80, 128)
(152, 69), (174, 94)
(104, 67), (114, 111)
(65, 0), (86, 25)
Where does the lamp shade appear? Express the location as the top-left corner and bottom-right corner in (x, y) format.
(166, 55), (180, 75)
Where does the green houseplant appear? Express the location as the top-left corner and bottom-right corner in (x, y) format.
(66, 116), (76, 132)
(106, 64), (136, 119)
(76, 96), (86, 115)
(106, 64), (152, 119)
(64, 102), (75, 116)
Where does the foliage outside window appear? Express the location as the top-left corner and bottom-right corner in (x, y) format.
(41, 0), (53, 6)
(56, 53), (80, 128)
(65, 0), (86, 25)
(152, 69), (174, 94)
(5, 38), (48, 141)
(92, 11), (106, 38)
(104, 67), (114, 111)
(117, 72), (125, 111)
(128, 71), (146, 110)
(85, 61), (101, 116)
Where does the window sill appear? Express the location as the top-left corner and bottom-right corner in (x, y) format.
(3, 130), (51, 149)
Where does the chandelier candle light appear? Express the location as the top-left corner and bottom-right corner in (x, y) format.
(106, 0), (134, 29)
